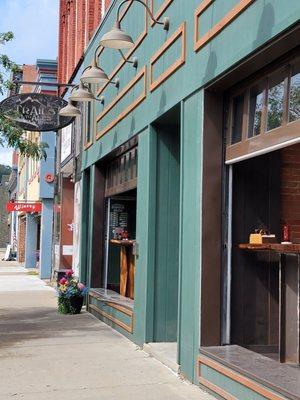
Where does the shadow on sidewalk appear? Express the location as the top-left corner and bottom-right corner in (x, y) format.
(0, 307), (114, 350)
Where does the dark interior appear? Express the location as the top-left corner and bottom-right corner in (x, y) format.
(105, 189), (137, 295)
(231, 151), (281, 360)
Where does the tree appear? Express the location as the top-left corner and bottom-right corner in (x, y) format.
(0, 32), (47, 159)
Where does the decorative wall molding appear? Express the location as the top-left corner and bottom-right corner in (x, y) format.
(88, 290), (134, 333)
(96, 0), (148, 98)
(194, 0), (255, 52)
(198, 356), (286, 400)
(89, 303), (133, 333)
(150, 0), (174, 26)
(150, 22), (186, 92)
(84, 141), (93, 150)
(96, 66), (147, 139)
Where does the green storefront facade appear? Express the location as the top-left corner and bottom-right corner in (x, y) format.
(79, 1), (300, 399)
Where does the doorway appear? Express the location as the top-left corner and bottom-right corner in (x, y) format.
(146, 105), (181, 369)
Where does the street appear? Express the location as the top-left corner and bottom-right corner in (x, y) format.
(0, 253), (213, 400)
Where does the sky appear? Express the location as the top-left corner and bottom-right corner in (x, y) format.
(0, 0), (59, 166)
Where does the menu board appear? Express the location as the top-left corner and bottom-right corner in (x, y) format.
(108, 199), (136, 240)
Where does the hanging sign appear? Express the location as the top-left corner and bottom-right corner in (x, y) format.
(0, 93), (74, 131)
(6, 201), (42, 213)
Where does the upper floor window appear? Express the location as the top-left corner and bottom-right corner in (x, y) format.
(226, 52), (300, 163)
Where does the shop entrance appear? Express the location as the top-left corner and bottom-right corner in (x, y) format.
(90, 144), (138, 309)
(103, 190), (136, 300)
(146, 105), (181, 368)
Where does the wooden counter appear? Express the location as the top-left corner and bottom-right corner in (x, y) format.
(239, 243), (300, 253)
(110, 239), (136, 299)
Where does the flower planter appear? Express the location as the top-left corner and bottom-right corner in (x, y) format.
(57, 269), (87, 315)
(69, 295), (84, 314)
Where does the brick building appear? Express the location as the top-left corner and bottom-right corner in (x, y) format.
(58, 0), (111, 85)
(53, 0), (110, 277)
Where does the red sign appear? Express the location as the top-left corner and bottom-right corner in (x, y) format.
(6, 201), (42, 213)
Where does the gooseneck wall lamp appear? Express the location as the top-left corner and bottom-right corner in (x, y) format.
(59, 99), (82, 117)
(60, 0), (170, 117)
(100, 0), (170, 49)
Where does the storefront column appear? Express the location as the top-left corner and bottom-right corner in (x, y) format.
(39, 131), (55, 280)
(134, 126), (157, 345)
(178, 91), (203, 382)
(24, 214), (38, 268)
(39, 199), (54, 279)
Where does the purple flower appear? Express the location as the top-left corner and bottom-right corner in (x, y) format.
(59, 277), (67, 285)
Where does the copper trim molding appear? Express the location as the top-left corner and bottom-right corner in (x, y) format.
(88, 303), (133, 334)
(96, 0), (148, 98)
(96, 66), (147, 139)
(150, 22), (186, 92)
(84, 141), (93, 150)
(199, 376), (238, 400)
(198, 356), (286, 400)
(150, 0), (174, 27)
(89, 291), (134, 317)
(194, 0), (255, 52)
(106, 302), (133, 317)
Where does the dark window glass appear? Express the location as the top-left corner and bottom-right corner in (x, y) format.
(249, 84), (264, 137)
(267, 69), (285, 131)
(231, 94), (244, 144)
(289, 62), (300, 123)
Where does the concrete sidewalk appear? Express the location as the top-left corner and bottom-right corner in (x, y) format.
(0, 258), (214, 400)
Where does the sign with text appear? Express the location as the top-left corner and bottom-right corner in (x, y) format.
(0, 93), (74, 131)
(61, 124), (72, 164)
(6, 201), (42, 213)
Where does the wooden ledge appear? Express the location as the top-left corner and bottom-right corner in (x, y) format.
(239, 243), (300, 254)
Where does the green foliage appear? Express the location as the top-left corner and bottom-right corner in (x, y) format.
(0, 163), (11, 181)
(0, 31), (47, 159)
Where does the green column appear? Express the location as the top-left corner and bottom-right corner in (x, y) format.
(178, 90), (203, 382)
(134, 126), (157, 345)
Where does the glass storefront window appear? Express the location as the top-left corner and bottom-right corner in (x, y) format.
(289, 62), (300, 122)
(267, 69), (285, 131)
(249, 84), (264, 137)
(231, 94), (244, 144)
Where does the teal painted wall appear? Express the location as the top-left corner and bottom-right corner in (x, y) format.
(178, 91), (203, 382)
(79, 0), (300, 388)
(134, 127), (157, 345)
(82, 0), (300, 169)
(153, 124), (180, 342)
(201, 364), (289, 400)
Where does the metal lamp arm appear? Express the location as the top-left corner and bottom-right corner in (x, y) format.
(118, 50), (138, 68)
(116, 0), (169, 28)
(93, 43), (104, 65)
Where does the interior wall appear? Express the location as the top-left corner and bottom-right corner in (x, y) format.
(60, 178), (74, 268)
(281, 143), (300, 243)
(231, 153), (281, 347)
(200, 91), (223, 347)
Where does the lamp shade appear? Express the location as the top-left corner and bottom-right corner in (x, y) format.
(80, 62), (109, 84)
(100, 22), (134, 49)
(59, 100), (81, 117)
(69, 82), (95, 102)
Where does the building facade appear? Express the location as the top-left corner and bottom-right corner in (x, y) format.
(76, 1), (300, 399)
(6, 152), (19, 255)
(16, 60), (57, 279)
(54, 0), (111, 277)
